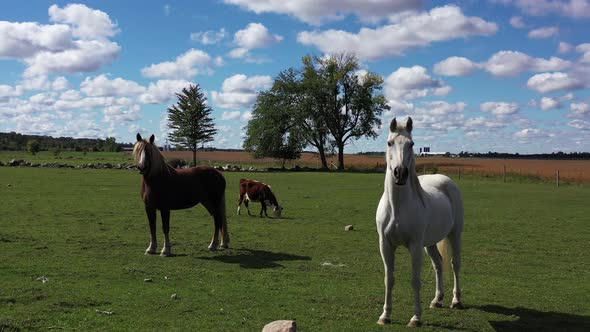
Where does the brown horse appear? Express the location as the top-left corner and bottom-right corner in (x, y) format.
(133, 133), (229, 256)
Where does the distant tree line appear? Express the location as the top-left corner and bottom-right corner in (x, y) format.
(357, 150), (590, 160)
(0, 132), (124, 152)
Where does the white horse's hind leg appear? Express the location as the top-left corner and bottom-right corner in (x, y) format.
(377, 239), (396, 325)
(448, 233), (464, 309)
(407, 244), (424, 327)
(426, 245), (444, 308)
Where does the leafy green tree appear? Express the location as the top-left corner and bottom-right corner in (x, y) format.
(313, 53), (389, 170)
(243, 89), (305, 168)
(27, 139), (40, 155)
(167, 84), (217, 166)
(104, 137), (120, 152)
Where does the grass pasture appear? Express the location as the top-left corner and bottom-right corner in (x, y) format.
(0, 168), (589, 331)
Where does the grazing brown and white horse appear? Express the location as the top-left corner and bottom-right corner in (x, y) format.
(133, 133), (229, 255)
(237, 178), (283, 218)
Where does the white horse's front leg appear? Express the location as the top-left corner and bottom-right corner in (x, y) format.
(408, 244), (424, 327)
(377, 239), (396, 325)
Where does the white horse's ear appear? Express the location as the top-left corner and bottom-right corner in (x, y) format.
(136, 133), (142, 142)
(406, 117), (413, 133)
(390, 118), (397, 132)
(149, 134), (155, 144)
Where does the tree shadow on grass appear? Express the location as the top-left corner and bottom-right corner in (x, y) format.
(474, 305), (590, 332)
(197, 247), (311, 269)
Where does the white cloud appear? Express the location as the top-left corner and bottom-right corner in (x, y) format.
(483, 50), (571, 76)
(384, 66), (450, 100)
(433, 56), (479, 76)
(528, 26), (558, 39)
(0, 4), (121, 78)
(191, 28), (227, 45)
(492, 0), (590, 19)
(80, 75), (146, 97)
(576, 43), (590, 63)
(0, 85), (24, 99)
(569, 102), (590, 118)
(297, 5), (497, 61)
(539, 97), (561, 110)
(138, 79), (192, 104)
(228, 47), (250, 59)
(526, 72), (585, 93)
(23, 39), (120, 77)
(48, 4), (119, 40)
(480, 101), (520, 115)
(234, 23), (282, 49)
(558, 41), (574, 53)
(103, 104), (142, 124)
(536, 93), (573, 110)
(221, 111), (241, 120)
(568, 119), (590, 130)
(513, 128), (547, 139)
(241, 111), (252, 121)
(510, 16), (525, 28)
(141, 49), (216, 79)
(164, 5), (172, 16)
(223, 0), (423, 25)
(0, 22), (73, 58)
(211, 74), (272, 109)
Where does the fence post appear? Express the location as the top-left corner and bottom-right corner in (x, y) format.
(503, 165), (506, 183)
(423, 164), (426, 175)
(556, 169), (560, 188)
(458, 167), (461, 180)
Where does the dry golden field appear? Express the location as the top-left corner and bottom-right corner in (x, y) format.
(162, 150), (590, 183)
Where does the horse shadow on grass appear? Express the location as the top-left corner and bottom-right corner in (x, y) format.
(197, 247), (311, 269)
(474, 304), (590, 332)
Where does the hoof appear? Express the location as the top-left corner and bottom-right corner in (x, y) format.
(377, 318), (391, 325)
(430, 301), (443, 308)
(208, 245), (218, 252)
(220, 243), (229, 249)
(145, 250), (158, 255)
(407, 319), (423, 328)
(450, 301), (465, 309)
(160, 251), (172, 257)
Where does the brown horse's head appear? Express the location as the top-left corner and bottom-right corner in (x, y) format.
(133, 133), (166, 177)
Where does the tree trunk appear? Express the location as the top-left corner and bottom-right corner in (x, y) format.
(337, 143), (345, 170)
(192, 146), (197, 166)
(316, 138), (329, 170)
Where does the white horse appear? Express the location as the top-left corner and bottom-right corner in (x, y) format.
(376, 117), (464, 327)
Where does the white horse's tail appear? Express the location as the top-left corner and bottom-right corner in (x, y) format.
(436, 237), (452, 276)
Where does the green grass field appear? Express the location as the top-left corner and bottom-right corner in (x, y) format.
(0, 168), (588, 331)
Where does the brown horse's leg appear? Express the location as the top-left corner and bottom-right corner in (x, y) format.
(160, 209), (172, 257)
(145, 206), (158, 255)
(203, 200), (221, 251)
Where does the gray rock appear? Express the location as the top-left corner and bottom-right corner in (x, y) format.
(344, 225), (354, 231)
(262, 320), (297, 332)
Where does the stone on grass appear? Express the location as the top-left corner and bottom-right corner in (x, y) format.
(262, 320), (297, 332)
(344, 225), (354, 231)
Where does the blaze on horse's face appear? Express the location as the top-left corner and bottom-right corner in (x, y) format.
(134, 133), (155, 175)
(272, 205), (283, 218)
(386, 117), (414, 186)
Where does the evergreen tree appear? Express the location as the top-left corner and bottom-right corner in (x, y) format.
(167, 84), (217, 166)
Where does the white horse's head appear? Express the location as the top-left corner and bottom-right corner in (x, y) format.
(386, 117), (415, 185)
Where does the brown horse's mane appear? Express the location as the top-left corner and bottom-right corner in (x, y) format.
(133, 139), (174, 177)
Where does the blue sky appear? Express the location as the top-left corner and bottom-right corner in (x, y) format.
(1, 0), (589, 154)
